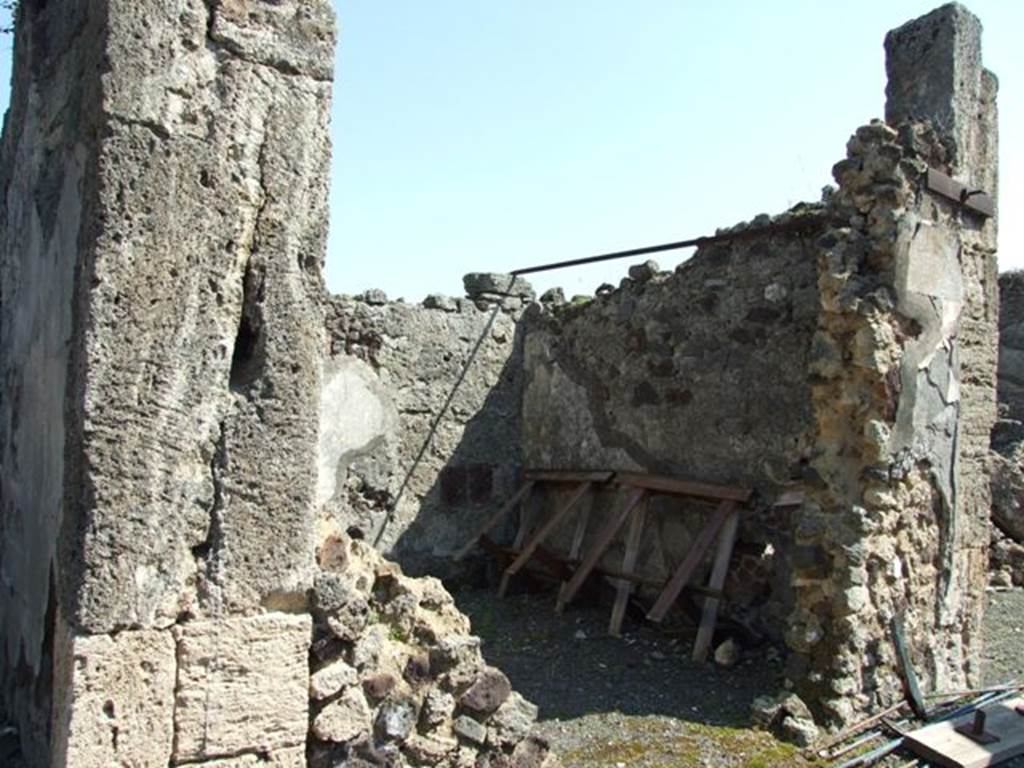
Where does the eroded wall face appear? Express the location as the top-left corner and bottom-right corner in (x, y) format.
(521, 224), (824, 634)
(319, 285), (527, 576)
(0, 3), (106, 760)
(1, 1), (336, 764)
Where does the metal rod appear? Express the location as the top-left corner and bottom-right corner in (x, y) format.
(509, 211), (838, 277)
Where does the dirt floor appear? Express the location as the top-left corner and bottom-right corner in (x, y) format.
(455, 584), (1024, 768)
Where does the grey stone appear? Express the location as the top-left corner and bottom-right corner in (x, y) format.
(628, 260), (660, 283)
(459, 668), (512, 716)
(463, 273), (535, 300)
(375, 699), (418, 742)
(360, 289), (388, 305)
(424, 293), (459, 312)
(539, 287), (566, 305)
(487, 693), (539, 748)
(421, 689), (456, 729)
(989, 453), (1024, 542)
(713, 638), (741, 667)
(453, 715), (487, 745)
(475, 293), (524, 312)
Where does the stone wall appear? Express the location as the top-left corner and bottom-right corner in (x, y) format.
(521, 217), (824, 634)
(1, 0), (336, 764)
(319, 278), (529, 577)
(0, 2), (105, 759)
(519, 4), (999, 729)
(990, 271), (1024, 587)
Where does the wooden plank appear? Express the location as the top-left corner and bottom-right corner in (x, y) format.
(454, 480), (534, 561)
(926, 167), (995, 218)
(523, 469), (614, 483)
(609, 498), (647, 636)
(904, 698), (1024, 768)
(498, 486), (537, 597)
(567, 492), (593, 562)
(505, 481), (591, 576)
(615, 471), (751, 503)
(647, 501), (734, 623)
(532, 545), (571, 580)
(892, 614), (928, 719)
(691, 504), (740, 661)
(556, 488), (646, 613)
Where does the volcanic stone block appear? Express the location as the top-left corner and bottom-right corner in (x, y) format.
(172, 614), (312, 763)
(51, 629), (176, 768)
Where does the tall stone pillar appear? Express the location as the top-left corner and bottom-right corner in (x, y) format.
(0, 2), (336, 765)
(885, 2), (999, 689)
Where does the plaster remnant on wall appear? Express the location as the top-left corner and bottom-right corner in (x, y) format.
(320, 288), (526, 575)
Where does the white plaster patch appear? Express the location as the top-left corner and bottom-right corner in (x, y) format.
(317, 357), (398, 507)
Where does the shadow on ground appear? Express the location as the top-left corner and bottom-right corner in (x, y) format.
(451, 582), (784, 727)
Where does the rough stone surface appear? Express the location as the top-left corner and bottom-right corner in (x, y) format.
(1, 1), (334, 763)
(312, 686), (372, 744)
(521, 209), (823, 640)
(310, 657), (359, 701)
(320, 292), (527, 574)
(306, 533), (556, 767)
(463, 273), (536, 301)
(173, 614), (312, 763)
(50, 628), (176, 768)
(0, 4), (108, 760)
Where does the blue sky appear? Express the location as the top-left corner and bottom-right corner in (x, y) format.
(1, 2), (1020, 301)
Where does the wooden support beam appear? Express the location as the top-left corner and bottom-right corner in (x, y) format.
(647, 501), (735, 623)
(523, 469), (614, 483)
(609, 498), (647, 636)
(614, 471), (751, 503)
(454, 480), (535, 561)
(692, 504), (740, 662)
(892, 613), (928, 719)
(556, 487), (646, 613)
(505, 481), (592, 577)
(498, 486), (537, 597)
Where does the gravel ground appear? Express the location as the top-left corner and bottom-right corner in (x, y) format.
(454, 584), (817, 767)
(454, 583), (1024, 768)
(982, 587), (1024, 686)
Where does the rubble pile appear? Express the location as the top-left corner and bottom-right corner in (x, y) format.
(307, 529), (559, 767)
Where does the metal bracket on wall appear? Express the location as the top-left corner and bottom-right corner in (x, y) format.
(926, 168), (995, 218)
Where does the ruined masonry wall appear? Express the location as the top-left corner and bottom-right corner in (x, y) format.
(521, 218), (823, 635)
(519, 4), (999, 729)
(989, 272), (1024, 587)
(2, 1), (335, 764)
(0, 3), (106, 760)
(320, 282), (528, 577)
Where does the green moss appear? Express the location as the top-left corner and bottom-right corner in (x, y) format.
(559, 718), (825, 768)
